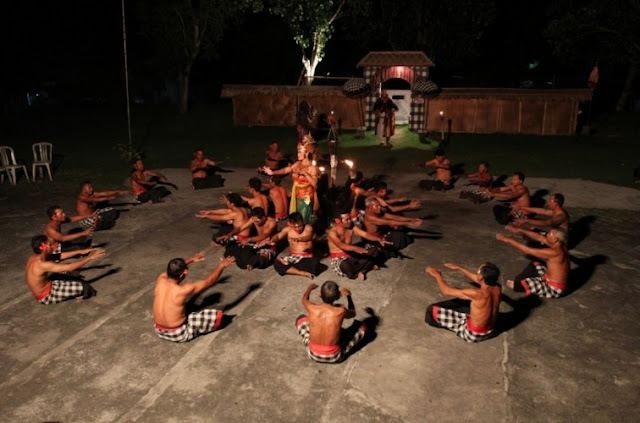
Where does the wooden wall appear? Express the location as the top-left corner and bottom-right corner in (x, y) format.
(222, 85), (591, 136)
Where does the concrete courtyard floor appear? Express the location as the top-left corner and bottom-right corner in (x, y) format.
(0, 168), (639, 422)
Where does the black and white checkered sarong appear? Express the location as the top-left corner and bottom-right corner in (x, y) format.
(518, 262), (565, 298)
(431, 306), (493, 343)
(78, 207), (116, 230)
(155, 309), (223, 343)
(330, 257), (347, 277)
(38, 280), (84, 304)
(295, 315), (365, 363)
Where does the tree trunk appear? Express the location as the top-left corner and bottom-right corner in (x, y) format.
(178, 69), (190, 115)
(615, 61), (639, 112)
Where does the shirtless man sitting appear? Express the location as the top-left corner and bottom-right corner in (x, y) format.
(363, 197), (422, 257)
(263, 141), (287, 171)
(217, 207), (277, 270)
(295, 281), (366, 363)
(372, 181), (421, 214)
(44, 205), (93, 253)
(419, 149), (452, 191)
(26, 235), (105, 304)
(328, 212), (391, 280)
(425, 262), (501, 343)
(512, 193), (569, 233)
(196, 193), (250, 246)
(459, 162), (493, 203)
(497, 226), (569, 298)
(130, 159), (172, 203)
(267, 175), (289, 222)
(258, 212), (321, 279)
(190, 148), (225, 189)
(242, 177), (269, 213)
(74, 181), (127, 230)
(481, 171), (531, 225)
(153, 252), (235, 342)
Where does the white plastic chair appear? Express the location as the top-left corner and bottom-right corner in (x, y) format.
(32, 142), (53, 181)
(0, 146), (30, 185)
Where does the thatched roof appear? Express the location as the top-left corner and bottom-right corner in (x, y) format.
(356, 51), (435, 68)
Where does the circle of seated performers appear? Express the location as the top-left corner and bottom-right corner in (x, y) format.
(485, 171), (531, 225)
(419, 149), (452, 191)
(190, 148), (225, 189)
(153, 253), (235, 342)
(26, 235), (104, 304)
(131, 158), (173, 203)
(459, 162), (493, 203)
(24, 142), (583, 360)
(74, 181), (126, 230)
(296, 281), (366, 363)
(425, 262), (501, 343)
(219, 207), (277, 270)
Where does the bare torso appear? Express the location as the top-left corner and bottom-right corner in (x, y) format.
(287, 226), (313, 255)
(269, 186), (289, 217)
(190, 158), (211, 179)
(469, 285), (502, 328)
(306, 302), (346, 346)
(512, 185), (531, 208)
(545, 245), (569, 285)
(131, 170), (148, 193)
(328, 226), (352, 254)
(247, 193), (269, 213)
(232, 208), (251, 237)
(363, 212), (382, 236)
(25, 255), (51, 297)
(76, 195), (96, 217)
(153, 274), (188, 328)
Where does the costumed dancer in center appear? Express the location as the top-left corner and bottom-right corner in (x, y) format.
(261, 135), (318, 225)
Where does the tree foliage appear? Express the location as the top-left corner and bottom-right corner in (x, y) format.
(341, 0), (496, 70)
(135, 0), (253, 114)
(544, 0), (640, 109)
(264, 0), (347, 85)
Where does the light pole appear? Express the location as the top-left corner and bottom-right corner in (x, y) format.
(439, 111), (445, 142)
(121, 0), (132, 149)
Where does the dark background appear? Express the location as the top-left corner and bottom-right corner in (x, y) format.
(0, 0), (632, 114)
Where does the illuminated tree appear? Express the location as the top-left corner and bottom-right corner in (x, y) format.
(266, 0), (347, 85)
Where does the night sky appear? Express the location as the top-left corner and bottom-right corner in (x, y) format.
(0, 1), (628, 109)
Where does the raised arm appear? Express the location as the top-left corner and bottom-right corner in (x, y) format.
(42, 249), (105, 273)
(185, 251), (206, 265)
(182, 256), (235, 296)
(301, 283), (318, 312)
(341, 288), (356, 319)
(262, 165), (292, 176)
(443, 262), (480, 284)
(426, 267), (478, 301)
(504, 224), (547, 244)
(258, 226), (288, 247)
(328, 229), (368, 255)
(496, 233), (554, 260)
(60, 247), (95, 260)
(145, 169), (168, 182)
(44, 225), (93, 242)
(195, 209), (235, 221)
(353, 226), (392, 247)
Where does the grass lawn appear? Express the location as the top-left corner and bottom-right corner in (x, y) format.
(1, 101), (639, 195)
